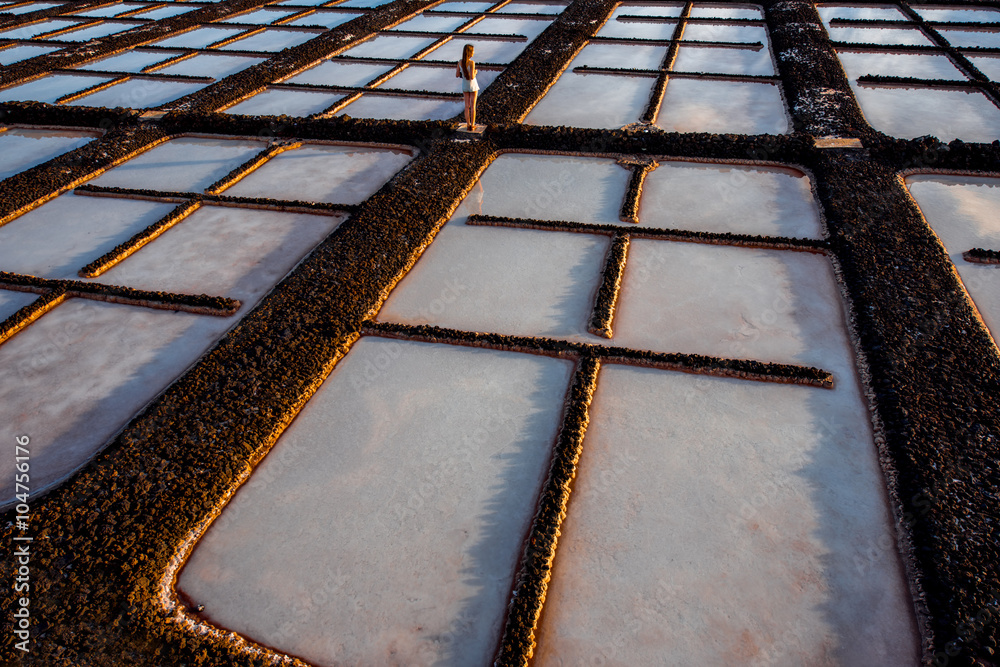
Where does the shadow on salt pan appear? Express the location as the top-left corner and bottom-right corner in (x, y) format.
(178, 338), (574, 666)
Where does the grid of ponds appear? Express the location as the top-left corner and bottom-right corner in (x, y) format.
(524, 1), (788, 132)
(0, 133), (413, 503)
(819, 2), (1000, 141)
(0, 0), (399, 108)
(1, 0), (999, 666)
(223, 0), (562, 119)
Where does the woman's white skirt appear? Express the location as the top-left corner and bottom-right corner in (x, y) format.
(462, 76), (480, 93)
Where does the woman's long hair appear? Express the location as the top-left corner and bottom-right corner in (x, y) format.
(460, 44), (474, 79)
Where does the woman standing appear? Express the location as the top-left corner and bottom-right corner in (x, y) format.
(456, 44), (479, 130)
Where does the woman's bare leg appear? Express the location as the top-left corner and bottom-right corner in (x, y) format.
(470, 91), (477, 127)
(463, 92), (473, 129)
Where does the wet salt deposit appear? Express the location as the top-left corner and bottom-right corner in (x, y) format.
(906, 175), (1000, 346)
(178, 338), (574, 666)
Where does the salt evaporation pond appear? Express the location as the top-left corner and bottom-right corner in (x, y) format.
(68, 79), (207, 109)
(532, 366), (919, 666)
(0, 128), (98, 181)
(848, 85), (1000, 143)
(178, 338), (574, 666)
(334, 93), (463, 121)
(224, 89), (343, 117)
(906, 175), (1000, 347)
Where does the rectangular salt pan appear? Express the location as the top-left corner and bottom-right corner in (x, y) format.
(378, 64), (498, 93)
(914, 7), (1000, 23)
(224, 88), (343, 116)
(153, 54), (265, 78)
(657, 78), (788, 135)
(470, 17), (551, 39)
(388, 13), (470, 32)
(425, 38), (526, 64)
(596, 12), (677, 40)
(95, 206), (345, 307)
(524, 71), (654, 129)
(218, 8), (295, 24)
(0, 44), (58, 66)
(0, 73), (111, 104)
(50, 20), (138, 42)
(335, 93), (463, 120)
(0, 300), (246, 508)
(0, 18), (77, 40)
(572, 43), (668, 70)
(816, 4), (906, 22)
(79, 49), (179, 73)
(178, 337), (574, 666)
(613, 241), (857, 375)
(220, 144), (413, 205)
(68, 78), (206, 109)
(970, 56), (1000, 82)
(672, 44), (774, 76)
(378, 223), (608, 340)
(285, 60), (394, 87)
(219, 28), (317, 52)
(151, 26), (247, 49)
(689, 4), (764, 19)
(850, 85), (1000, 143)
(532, 366), (918, 666)
(836, 50), (966, 81)
(0, 194), (174, 279)
(935, 28), (1000, 49)
(468, 153), (631, 224)
(637, 162), (824, 238)
(284, 11), (362, 28)
(681, 23), (768, 43)
(90, 137), (266, 193)
(341, 34), (438, 59)
(0, 128), (97, 181)
(825, 26), (933, 46)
